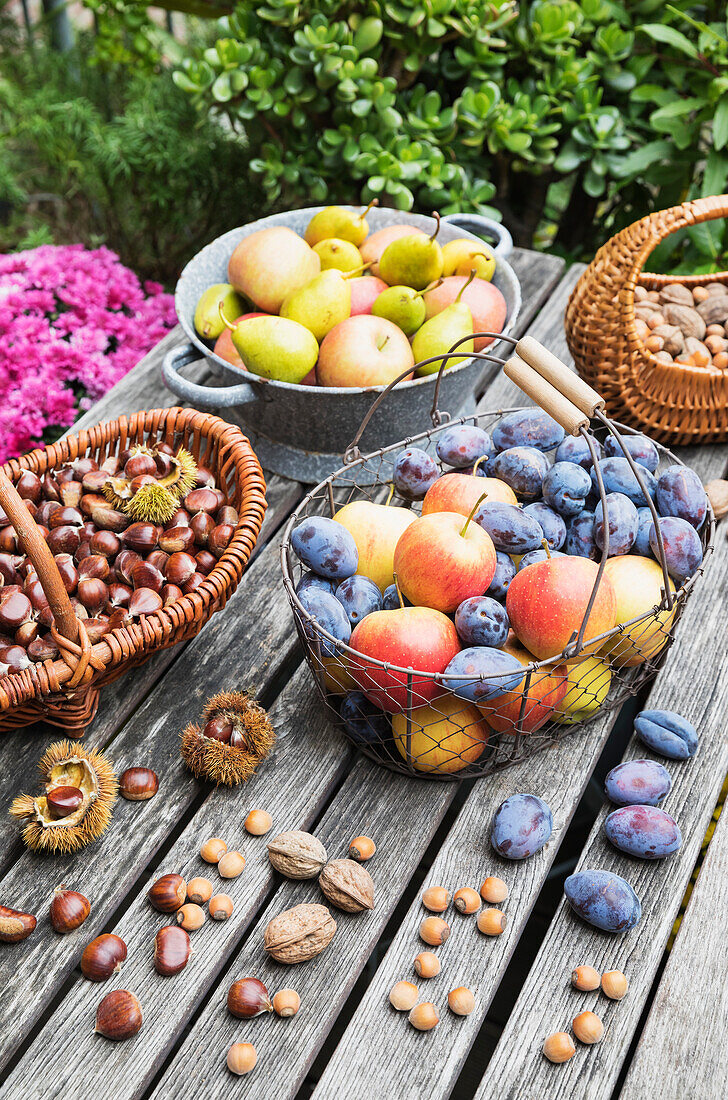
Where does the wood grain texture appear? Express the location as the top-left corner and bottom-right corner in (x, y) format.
(473, 514), (728, 1100)
(620, 774), (728, 1100)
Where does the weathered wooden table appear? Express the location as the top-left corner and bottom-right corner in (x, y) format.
(1, 251), (726, 1100)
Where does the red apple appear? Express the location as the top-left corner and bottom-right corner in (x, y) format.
(421, 473), (517, 518)
(212, 313), (267, 369)
(477, 632), (567, 734)
(424, 275), (507, 351)
(349, 605), (461, 712)
(317, 314), (415, 388)
(506, 556), (617, 661)
(393, 511), (496, 614)
(349, 276), (388, 316)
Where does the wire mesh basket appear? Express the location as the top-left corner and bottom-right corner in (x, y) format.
(281, 334), (714, 780)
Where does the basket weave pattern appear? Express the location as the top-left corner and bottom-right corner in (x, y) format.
(0, 406), (266, 735)
(565, 195), (728, 445)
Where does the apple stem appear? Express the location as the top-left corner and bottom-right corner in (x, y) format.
(429, 210), (441, 243)
(455, 268), (477, 303)
(471, 455), (487, 478)
(218, 304), (236, 332)
(460, 492), (488, 537)
(358, 198), (378, 222)
(385, 483), (395, 507)
(541, 537), (552, 560)
(392, 572), (405, 609)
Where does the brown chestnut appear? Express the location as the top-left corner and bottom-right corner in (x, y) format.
(16, 470), (42, 502)
(122, 522), (160, 554)
(161, 583), (183, 607)
(50, 887), (90, 933)
(115, 549), (141, 585)
(130, 561), (164, 593)
(72, 456), (98, 479)
(81, 933), (127, 981)
(90, 530), (121, 559)
(204, 716), (233, 743)
(77, 577), (108, 615)
(56, 466), (75, 485)
(47, 785), (83, 819)
(0, 528), (17, 554)
(94, 989), (142, 1040)
(195, 466), (216, 488)
(49, 506), (83, 529)
(165, 552), (196, 586)
(129, 474), (157, 494)
(108, 582), (132, 609)
(60, 481), (83, 509)
(0, 905), (37, 943)
(47, 525), (81, 556)
(28, 636), (58, 662)
(0, 590), (32, 631)
(82, 470), (109, 494)
(74, 541), (92, 565)
(85, 618), (112, 644)
(227, 977), (272, 1018)
(159, 526), (195, 554)
(185, 488), (223, 515)
(90, 505), (129, 533)
(119, 767), (158, 802)
(195, 551), (217, 576)
(154, 925), (191, 976)
(100, 455), (120, 475)
(216, 505), (239, 526)
(0, 553), (19, 586)
(209, 524), (234, 558)
(147, 873), (186, 913)
(153, 452), (174, 478)
(15, 621), (38, 648)
(146, 550), (170, 574)
(190, 512), (214, 547)
(124, 453), (157, 480)
(53, 553), (79, 594)
(128, 588), (163, 617)
(38, 498), (61, 524)
(182, 572), (206, 594)
(78, 554), (110, 581)
(0, 645), (32, 674)
(168, 508), (190, 528)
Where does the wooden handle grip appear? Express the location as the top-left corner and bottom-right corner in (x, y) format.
(515, 335), (606, 416)
(0, 469), (79, 643)
(503, 357), (590, 437)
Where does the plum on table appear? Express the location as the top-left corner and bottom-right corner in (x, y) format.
(486, 447), (549, 500)
(594, 492), (639, 556)
(491, 793), (553, 860)
(297, 587), (351, 654)
(435, 425), (494, 468)
(335, 575), (382, 626)
(605, 805), (681, 859)
(634, 708), (698, 759)
(454, 596), (509, 648)
(656, 464), (708, 530)
(648, 516), (703, 583)
(564, 869), (641, 932)
(591, 457), (657, 507)
(565, 510), (597, 559)
(604, 433), (659, 472)
(555, 434), (603, 469)
(486, 551), (517, 601)
(474, 501), (544, 554)
(492, 408), (565, 453)
(523, 502), (566, 550)
(291, 516), (358, 580)
(393, 447), (439, 501)
(542, 461), (592, 517)
(605, 759), (672, 806)
(442, 646), (523, 703)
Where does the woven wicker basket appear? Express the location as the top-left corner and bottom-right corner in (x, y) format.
(0, 406), (266, 736)
(565, 194), (728, 445)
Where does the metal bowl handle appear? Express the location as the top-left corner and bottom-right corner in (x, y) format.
(161, 343), (257, 409)
(441, 213), (513, 258)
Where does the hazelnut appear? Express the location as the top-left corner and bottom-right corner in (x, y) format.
(419, 916), (450, 946)
(186, 877), (213, 904)
(706, 323), (725, 336)
(389, 981), (419, 1011)
(573, 1010), (604, 1044)
(448, 986), (475, 1016)
(147, 873), (186, 913)
(421, 886), (450, 912)
(408, 1002), (439, 1031)
(645, 334), (664, 353)
(81, 933), (127, 981)
(414, 951), (440, 979)
(154, 925), (192, 976)
(227, 977), (272, 1018)
(227, 1042), (257, 1076)
(348, 835), (376, 861)
(477, 908), (506, 936)
(244, 809), (273, 835)
(543, 1031), (575, 1063)
(714, 351), (728, 369)
(50, 887), (90, 933)
(693, 285), (710, 303)
(218, 851), (246, 879)
(119, 767), (158, 802)
(601, 969), (628, 1000)
(453, 887), (480, 915)
(571, 965), (600, 991)
(94, 989), (143, 1040)
(176, 903), (205, 931)
(646, 311), (666, 330)
(705, 334), (726, 355)
(209, 893), (234, 920)
(0, 904), (37, 943)
(480, 876), (508, 904)
(272, 989), (300, 1018)
(200, 837), (227, 863)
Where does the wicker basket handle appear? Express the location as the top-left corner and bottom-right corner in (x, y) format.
(616, 194), (728, 287)
(0, 469), (79, 643)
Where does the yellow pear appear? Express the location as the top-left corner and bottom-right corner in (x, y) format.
(379, 214), (444, 290)
(280, 269), (351, 342)
(442, 238), (496, 281)
(313, 238), (363, 272)
(305, 201), (377, 247)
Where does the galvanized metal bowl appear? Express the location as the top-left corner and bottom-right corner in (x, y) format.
(162, 207), (521, 482)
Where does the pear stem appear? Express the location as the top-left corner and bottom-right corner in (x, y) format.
(429, 210), (441, 243)
(358, 198), (378, 223)
(218, 304), (236, 332)
(392, 571), (405, 609)
(455, 268), (477, 302)
(460, 492), (488, 538)
(541, 537), (552, 560)
(385, 483), (395, 507)
(471, 455), (488, 478)
(343, 261), (374, 279)
(420, 277), (443, 296)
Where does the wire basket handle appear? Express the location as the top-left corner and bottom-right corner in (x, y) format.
(0, 469), (79, 644)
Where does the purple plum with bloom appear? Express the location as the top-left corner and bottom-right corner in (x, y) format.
(393, 447), (439, 500)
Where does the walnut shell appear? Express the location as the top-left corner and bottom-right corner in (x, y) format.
(658, 283), (694, 306)
(267, 830), (327, 879)
(651, 324), (684, 356)
(662, 303), (706, 340)
(319, 858), (375, 913)
(697, 295), (728, 326)
(263, 902), (336, 963)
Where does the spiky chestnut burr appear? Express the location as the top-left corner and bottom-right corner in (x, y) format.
(180, 690), (275, 786)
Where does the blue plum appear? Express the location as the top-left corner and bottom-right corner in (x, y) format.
(493, 408), (565, 453)
(291, 516), (358, 580)
(555, 433), (603, 469)
(656, 465), (708, 529)
(632, 507), (653, 557)
(649, 516), (703, 583)
(436, 424), (494, 468)
(486, 447), (549, 500)
(523, 502), (566, 550)
(455, 596), (510, 648)
(604, 759), (672, 806)
(340, 691), (391, 747)
(296, 571), (336, 598)
(486, 551), (517, 601)
(518, 548), (565, 570)
(605, 805), (682, 860)
(382, 584), (411, 610)
(565, 510), (597, 559)
(591, 458), (657, 507)
(443, 647), (523, 703)
(474, 501), (544, 554)
(604, 433), (659, 472)
(634, 709), (698, 760)
(393, 447), (439, 500)
(542, 462), (592, 517)
(594, 492), (639, 556)
(335, 575), (382, 626)
(491, 793), (553, 860)
(298, 587), (351, 654)
(564, 870), (641, 932)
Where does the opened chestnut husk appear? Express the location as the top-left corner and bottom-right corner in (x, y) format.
(180, 690), (275, 786)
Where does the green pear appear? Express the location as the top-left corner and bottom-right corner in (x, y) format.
(371, 285), (426, 336)
(305, 200), (377, 247)
(279, 269), (352, 342)
(378, 213), (444, 290)
(412, 276), (474, 376)
(226, 315), (319, 384)
(194, 284), (245, 340)
(313, 238), (363, 273)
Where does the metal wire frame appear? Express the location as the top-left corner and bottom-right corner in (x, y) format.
(280, 335), (715, 780)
